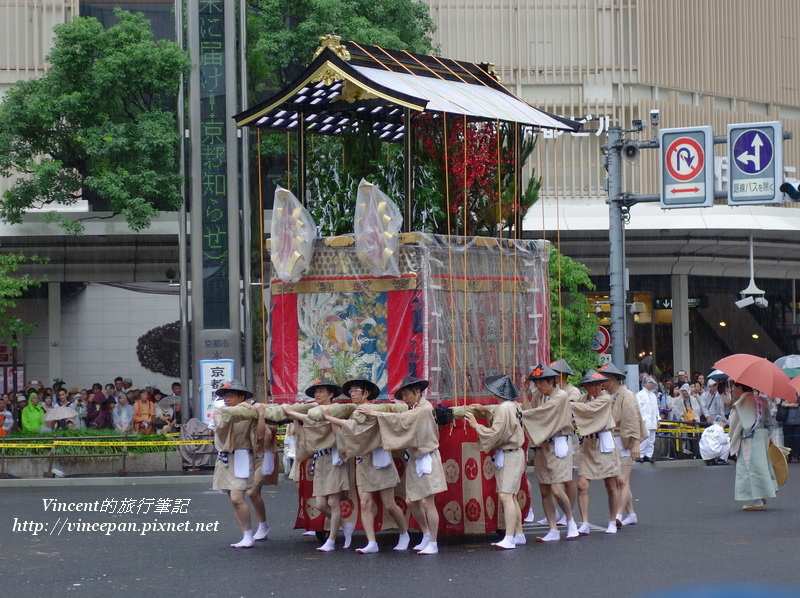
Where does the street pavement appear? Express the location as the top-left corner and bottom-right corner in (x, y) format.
(1, 462), (799, 598)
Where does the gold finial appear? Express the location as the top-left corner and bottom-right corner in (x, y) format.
(478, 62), (500, 82)
(314, 34), (351, 61)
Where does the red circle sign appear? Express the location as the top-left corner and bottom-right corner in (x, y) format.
(665, 137), (704, 182)
(592, 326), (611, 354)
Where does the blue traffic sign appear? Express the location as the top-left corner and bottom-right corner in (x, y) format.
(727, 121), (783, 205)
(732, 129), (773, 175)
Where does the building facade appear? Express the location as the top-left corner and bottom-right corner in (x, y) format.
(425, 0), (800, 376)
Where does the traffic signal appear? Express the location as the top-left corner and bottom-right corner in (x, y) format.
(780, 182), (800, 200)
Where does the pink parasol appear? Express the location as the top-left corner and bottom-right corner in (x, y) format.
(713, 353), (796, 401)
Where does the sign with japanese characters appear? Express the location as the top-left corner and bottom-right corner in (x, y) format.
(727, 121), (783, 205)
(199, 0), (230, 328)
(200, 359), (234, 424)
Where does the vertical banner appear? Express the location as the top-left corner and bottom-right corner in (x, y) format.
(200, 359), (234, 424)
(188, 0), (242, 417)
(197, 0), (229, 329)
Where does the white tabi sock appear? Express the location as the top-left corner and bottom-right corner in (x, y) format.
(342, 522), (355, 549)
(491, 536), (516, 550)
(536, 528), (560, 542)
(605, 520), (617, 534)
(356, 541), (379, 554)
(253, 522), (270, 541)
(231, 530), (254, 549)
(566, 519), (579, 539)
(413, 533), (430, 551)
(536, 508), (562, 526)
(621, 513), (638, 526)
(394, 532), (410, 551)
(578, 522), (591, 535)
(523, 507), (535, 523)
(417, 541), (438, 555)
(513, 533), (527, 545)
(316, 539), (336, 552)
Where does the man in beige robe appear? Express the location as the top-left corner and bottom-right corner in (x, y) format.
(282, 378), (354, 552)
(599, 362), (646, 527)
(359, 376), (446, 555)
(570, 370), (620, 535)
(323, 378), (409, 554)
(212, 380), (266, 549)
(465, 374), (525, 550)
(521, 364), (579, 542)
(530, 359), (581, 527)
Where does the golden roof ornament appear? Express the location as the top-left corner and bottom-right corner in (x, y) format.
(478, 62), (500, 82)
(313, 34), (351, 61)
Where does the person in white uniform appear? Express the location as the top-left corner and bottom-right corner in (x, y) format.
(635, 376), (661, 463)
(700, 414), (731, 465)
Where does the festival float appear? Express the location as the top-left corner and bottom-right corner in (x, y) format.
(234, 36), (581, 537)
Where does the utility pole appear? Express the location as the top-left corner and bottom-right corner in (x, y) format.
(603, 125), (659, 368)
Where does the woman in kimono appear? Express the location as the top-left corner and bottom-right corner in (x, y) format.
(358, 376), (446, 555)
(521, 364), (579, 542)
(465, 374), (525, 550)
(212, 380), (266, 549)
(282, 378), (354, 552)
(729, 381), (778, 510)
(570, 370), (620, 535)
(323, 379), (409, 554)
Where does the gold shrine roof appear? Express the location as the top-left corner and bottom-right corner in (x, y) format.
(234, 37), (580, 140)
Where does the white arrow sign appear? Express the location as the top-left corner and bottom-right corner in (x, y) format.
(737, 132), (764, 171)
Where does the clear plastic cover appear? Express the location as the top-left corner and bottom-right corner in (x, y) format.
(269, 186), (316, 283)
(353, 179), (402, 277)
(267, 233), (549, 404)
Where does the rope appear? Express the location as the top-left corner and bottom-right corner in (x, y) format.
(441, 112), (459, 405)
(286, 132), (291, 189)
(461, 113), (468, 406)
(496, 119), (506, 371)
(257, 129), (269, 400)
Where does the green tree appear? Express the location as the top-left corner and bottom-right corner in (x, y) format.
(0, 9), (190, 233)
(0, 249), (42, 344)
(549, 246), (600, 378)
(247, 0), (436, 98)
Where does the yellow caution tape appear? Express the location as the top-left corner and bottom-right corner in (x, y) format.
(0, 443), (55, 449)
(51, 440), (213, 447)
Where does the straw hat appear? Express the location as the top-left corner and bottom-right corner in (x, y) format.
(548, 359), (574, 376)
(484, 374), (520, 401)
(393, 376), (429, 400)
(214, 380), (254, 400)
(577, 370), (610, 386)
(304, 377), (342, 398)
(527, 364), (559, 381)
(342, 379), (380, 401)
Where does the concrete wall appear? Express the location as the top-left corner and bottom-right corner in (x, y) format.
(13, 282), (180, 391)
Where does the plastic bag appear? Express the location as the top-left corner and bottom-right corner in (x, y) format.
(354, 179), (402, 277)
(270, 186), (316, 282)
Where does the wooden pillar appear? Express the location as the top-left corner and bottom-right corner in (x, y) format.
(403, 108), (413, 233)
(514, 123), (523, 239)
(297, 112), (307, 205)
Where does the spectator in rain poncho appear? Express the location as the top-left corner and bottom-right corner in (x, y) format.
(112, 393), (134, 433)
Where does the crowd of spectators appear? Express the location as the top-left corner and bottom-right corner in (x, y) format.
(0, 378), (183, 436)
